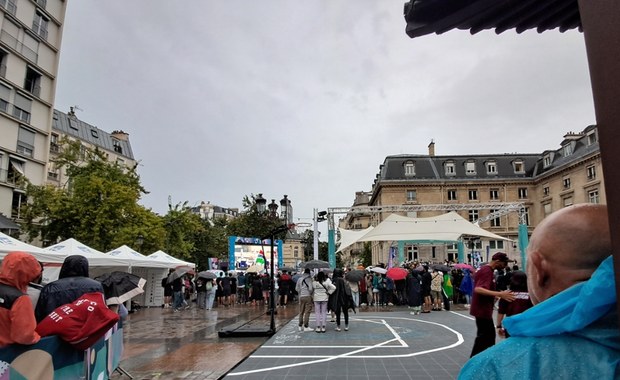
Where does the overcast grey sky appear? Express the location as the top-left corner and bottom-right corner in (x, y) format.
(54, 2), (595, 228)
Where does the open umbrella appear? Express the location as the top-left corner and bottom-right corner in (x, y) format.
(197, 271), (217, 280)
(301, 260), (330, 270)
(292, 274), (302, 283)
(454, 263), (475, 271)
(386, 267), (408, 281)
(345, 269), (365, 282)
(167, 266), (191, 284)
(94, 271), (146, 306)
(279, 266), (295, 272)
(369, 266), (387, 274)
(431, 264), (451, 273)
(246, 264), (264, 273)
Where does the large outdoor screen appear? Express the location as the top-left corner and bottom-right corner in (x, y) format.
(228, 236), (283, 271)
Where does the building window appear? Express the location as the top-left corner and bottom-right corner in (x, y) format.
(90, 129), (99, 138)
(468, 210), (479, 222)
(588, 190), (600, 204)
(11, 191), (26, 219)
(563, 196), (573, 207)
(431, 246), (436, 259)
(69, 118), (79, 130)
(513, 160), (524, 174)
(587, 131), (598, 146)
(465, 161), (476, 175)
(447, 189), (457, 201)
(406, 245), (418, 261)
(468, 189), (478, 201)
(489, 240), (504, 249)
(113, 140), (122, 154)
(490, 210), (501, 227)
(445, 162), (455, 176)
(587, 165), (596, 180)
(543, 186), (550, 197)
(32, 11), (49, 40)
(406, 189), (417, 202)
(489, 189), (499, 200)
(7, 159), (24, 185)
(17, 126), (35, 157)
(50, 133), (59, 153)
(524, 207), (530, 226)
(13, 93), (32, 123)
(404, 161), (415, 176)
(562, 144), (572, 157)
(0, 83), (9, 112)
(543, 155), (552, 167)
(0, 50), (7, 78)
(563, 176), (571, 189)
(47, 161), (58, 180)
(0, 0), (17, 15)
(35, 0), (47, 8)
(24, 67), (41, 97)
(486, 161), (497, 174)
(543, 203), (552, 216)
(518, 187), (528, 199)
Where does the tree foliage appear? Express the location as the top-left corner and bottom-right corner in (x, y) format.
(21, 139), (164, 252)
(226, 194), (288, 240)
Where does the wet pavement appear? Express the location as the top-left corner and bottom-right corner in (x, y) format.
(111, 303), (478, 380)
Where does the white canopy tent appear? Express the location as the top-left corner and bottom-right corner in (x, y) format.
(147, 250), (196, 269)
(358, 212), (512, 243)
(0, 232), (66, 263)
(45, 238), (129, 267)
(106, 245), (171, 269)
(336, 226), (374, 253)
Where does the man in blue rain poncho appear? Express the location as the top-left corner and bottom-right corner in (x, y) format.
(459, 204), (619, 379)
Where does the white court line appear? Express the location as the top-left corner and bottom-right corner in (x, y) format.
(228, 338), (400, 376)
(450, 310), (475, 320)
(248, 316), (464, 360)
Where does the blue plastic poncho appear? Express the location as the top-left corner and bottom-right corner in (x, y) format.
(458, 256), (620, 379)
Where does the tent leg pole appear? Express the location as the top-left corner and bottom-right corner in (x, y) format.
(115, 366), (134, 379)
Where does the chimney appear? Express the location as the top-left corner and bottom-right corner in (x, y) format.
(428, 140), (435, 156)
(111, 130), (129, 141)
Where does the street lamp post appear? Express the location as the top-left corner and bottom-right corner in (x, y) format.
(313, 209), (327, 261)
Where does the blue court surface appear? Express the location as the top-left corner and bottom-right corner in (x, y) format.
(225, 308), (478, 380)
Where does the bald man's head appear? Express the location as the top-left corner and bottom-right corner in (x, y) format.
(526, 204), (611, 304)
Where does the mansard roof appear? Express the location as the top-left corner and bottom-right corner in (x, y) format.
(52, 109), (135, 160)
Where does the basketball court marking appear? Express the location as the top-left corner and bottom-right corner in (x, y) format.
(227, 316), (465, 376)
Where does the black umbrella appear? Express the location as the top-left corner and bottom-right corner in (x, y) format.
(345, 269), (365, 282)
(197, 271), (217, 280)
(279, 266), (295, 272)
(301, 260), (330, 270)
(431, 264), (451, 273)
(167, 266), (192, 284)
(94, 271), (146, 305)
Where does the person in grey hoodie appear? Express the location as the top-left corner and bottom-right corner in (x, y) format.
(295, 268), (314, 332)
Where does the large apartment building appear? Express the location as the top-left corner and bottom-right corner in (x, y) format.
(341, 125), (604, 265)
(48, 108), (137, 187)
(0, 0), (67, 223)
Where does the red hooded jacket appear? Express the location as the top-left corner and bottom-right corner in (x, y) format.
(0, 251), (42, 347)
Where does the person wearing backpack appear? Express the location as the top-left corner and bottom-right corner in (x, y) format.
(295, 268), (314, 332)
(430, 269), (444, 311)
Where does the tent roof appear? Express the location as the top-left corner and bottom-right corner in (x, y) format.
(337, 226), (374, 253)
(106, 245), (170, 268)
(403, 0), (581, 38)
(45, 238), (128, 267)
(0, 232), (66, 263)
(147, 250), (196, 269)
(358, 212), (511, 243)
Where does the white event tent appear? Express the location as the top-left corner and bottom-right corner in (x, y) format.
(0, 232), (66, 264)
(336, 226), (374, 253)
(107, 245), (171, 308)
(147, 250), (196, 269)
(358, 212), (512, 243)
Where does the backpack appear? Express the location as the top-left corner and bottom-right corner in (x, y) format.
(431, 273), (443, 292)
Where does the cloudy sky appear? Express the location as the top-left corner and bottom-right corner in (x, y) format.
(54, 2), (595, 230)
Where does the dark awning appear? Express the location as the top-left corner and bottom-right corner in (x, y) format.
(0, 213), (19, 231)
(404, 0), (581, 38)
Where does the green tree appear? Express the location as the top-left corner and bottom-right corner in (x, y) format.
(360, 242), (373, 268)
(191, 216), (229, 270)
(162, 202), (204, 261)
(226, 194), (288, 240)
(21, 139), (164, 251)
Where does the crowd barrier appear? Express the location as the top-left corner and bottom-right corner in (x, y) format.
(0, 322), (123, 380)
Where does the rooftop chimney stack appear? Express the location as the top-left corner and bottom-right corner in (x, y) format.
(428, 140), (435, 156)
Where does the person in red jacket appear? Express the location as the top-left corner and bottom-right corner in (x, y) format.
(0, 251), (43, 347)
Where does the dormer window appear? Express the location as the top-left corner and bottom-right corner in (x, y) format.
(113, 139), (122, 154)
(404, 161), (415, 176)
(465, 161), (476, 175)
(587, 130), (598, 146)
(486, 161), (497, 174)
(513, 160), (525, 174)
(562, 144), (572, 157)
(444, 162), (455, 176)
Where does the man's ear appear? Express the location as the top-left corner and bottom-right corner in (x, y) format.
(529, 250), (549, 288)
